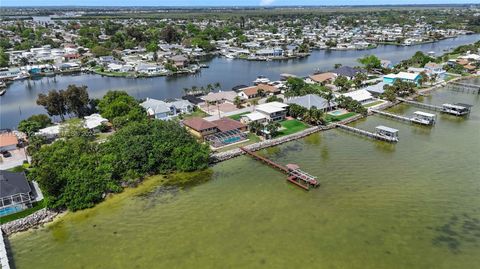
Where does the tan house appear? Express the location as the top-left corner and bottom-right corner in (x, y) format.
(307, 72), (337, 85)
(238, 84), (280, 99)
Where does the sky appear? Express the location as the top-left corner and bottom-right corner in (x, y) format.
(1, 0), (478, 7)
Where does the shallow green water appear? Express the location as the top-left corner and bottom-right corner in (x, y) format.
(8, 86), (480, 269)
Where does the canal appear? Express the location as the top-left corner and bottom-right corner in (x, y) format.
(8, 82), (480, 268)
(1, 34), (479, 129)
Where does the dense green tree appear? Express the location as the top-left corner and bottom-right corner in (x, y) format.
(333, 76), (352, 92)
(37, 90), (68, 121)
(17, 114), (52, 136)
(0, 48), (9, 67)
(63, 85), (92, 117)
(358, 54), (381, 71)
(97, 90), (146, 128)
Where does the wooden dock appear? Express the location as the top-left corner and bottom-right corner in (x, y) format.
(448, 82), (480, 94)
(334, 123), (398, 143)
(240, 147), (319, 190)
(396, 98), (444, 111)
(370, 109), (412, 123)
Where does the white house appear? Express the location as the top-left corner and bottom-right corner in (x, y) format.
(340, 89), (375, 104)
(255, 102), (289, 122)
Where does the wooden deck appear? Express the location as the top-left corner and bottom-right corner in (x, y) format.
(240, 147), (319, 190)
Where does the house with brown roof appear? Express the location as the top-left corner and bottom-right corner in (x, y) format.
(306, 72), (337, 85)
(182, 117), (246, 140)
(0, 132), (18, 152)
(183, 117), (218, 139)
(237, 84), (280, 99)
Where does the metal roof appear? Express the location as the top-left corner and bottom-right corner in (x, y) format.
(375, 125), (399, 133)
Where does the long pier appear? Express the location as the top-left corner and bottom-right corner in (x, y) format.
(449, 82), (480, 94)
(334, 124), (398, 143)
(370, 109), (412, 123)
(396, 98), (444, 111)
(0, 231), (11, 269)
(239, 147), (319, 190)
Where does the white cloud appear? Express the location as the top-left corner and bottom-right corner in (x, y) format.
(260, 0), (275, 6)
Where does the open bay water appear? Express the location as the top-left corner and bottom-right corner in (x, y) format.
(8, 83), (480, 268)
(1, 34), (479, 129)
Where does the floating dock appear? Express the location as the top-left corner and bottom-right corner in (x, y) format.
(370, 109), (436, 125)
(334, 123), (399, 143)
(0, 231), (11, 269)
(240, 147), (319, 190)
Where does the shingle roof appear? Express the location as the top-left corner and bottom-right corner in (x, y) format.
(330, 66), (365, 77)
(286, 94), (335, 110)
(211, 118), (246, 132)
(183, 117), (216, 131)
(309, 72), (336, 83)
(0, 133), (18, 148)
(0, 170), (32, 198)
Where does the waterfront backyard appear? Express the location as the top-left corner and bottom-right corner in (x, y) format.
(8, 85), (480, 269)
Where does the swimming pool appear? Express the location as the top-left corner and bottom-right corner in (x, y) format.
(223, 137), (241, 144)
(329, 110), (346, 116)
(0, 205), (24, 217)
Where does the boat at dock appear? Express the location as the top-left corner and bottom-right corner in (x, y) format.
(253, 75), (270, 85)
(411, 111), (436, 125)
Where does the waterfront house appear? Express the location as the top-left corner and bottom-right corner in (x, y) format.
(240, 111), (268, 124)
(237, 84), (280, 99)
(0, 132), (18, 152)
(306, 72), (337, 85)
(286, 94), (337, 112)
(182, 117), (219, 139)
(363, 82), (386, 96)
(141, 98), (194, 120)
(331, 66), (366, 79)
(381, 60), (394, 69)
(171, 55), (189, 68)
(340, 89), (375, 104)
(107, 63), (133, 73)
(255, 102), (289, 122)
(424, 62), (446, 79)
(202, 91), (238, 104)
(0, 170), (34, 217)
(99, 56), (115, 64)
(383, 72), (421, 85)
(83, 114), (109, 132)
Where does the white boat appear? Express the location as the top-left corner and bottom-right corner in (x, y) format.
(0, 88), (6, 96)
(13, 71), (30, 80)
(253, 76), (270, 85)
(225, 54), (235, 59)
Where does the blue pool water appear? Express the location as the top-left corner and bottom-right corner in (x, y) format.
(223, 137), (241, 144)
(329, 110), (345, 116)
(0, 205), (24, 217)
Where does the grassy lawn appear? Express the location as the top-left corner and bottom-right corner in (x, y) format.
(363, 100), (384, 108)
(277, 119), (308, 137)
(324, 112), (357, 123)
(0, 200), (46, 224)
(182, 108), (209, 119)
(228, 112), (250, 121)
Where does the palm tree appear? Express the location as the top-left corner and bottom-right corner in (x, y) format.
(214, 82), (221, 89)
(250, 99), (259, 110)
(248, 121), (261, 135)
(266, 121), (281, 138)
(323, 90), (335, 111)
(191, 85), (198, 94)
(233, 96), (242, 108)
(183, 87), (191, 95)
(206, 83), (214, 93)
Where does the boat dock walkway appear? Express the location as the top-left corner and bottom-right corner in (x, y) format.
(334, 123), (398, 143)
(239, 147), (319, 190)
(0, 231), (11, 269)
(397, 98), (444, 111)
(449, 82), (480, 94)
(370, 109), (412, 123)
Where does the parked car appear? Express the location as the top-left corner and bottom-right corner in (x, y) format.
(1, 151), (12, 158)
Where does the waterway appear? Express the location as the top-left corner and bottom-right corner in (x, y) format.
(1, 34), (479, 129)
(8, 82), (480, 268)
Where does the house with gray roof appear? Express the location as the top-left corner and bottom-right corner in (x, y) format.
(140, 98), (193, 120)
(286, 94), (337, 112)
(0, 170), (34, 216)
